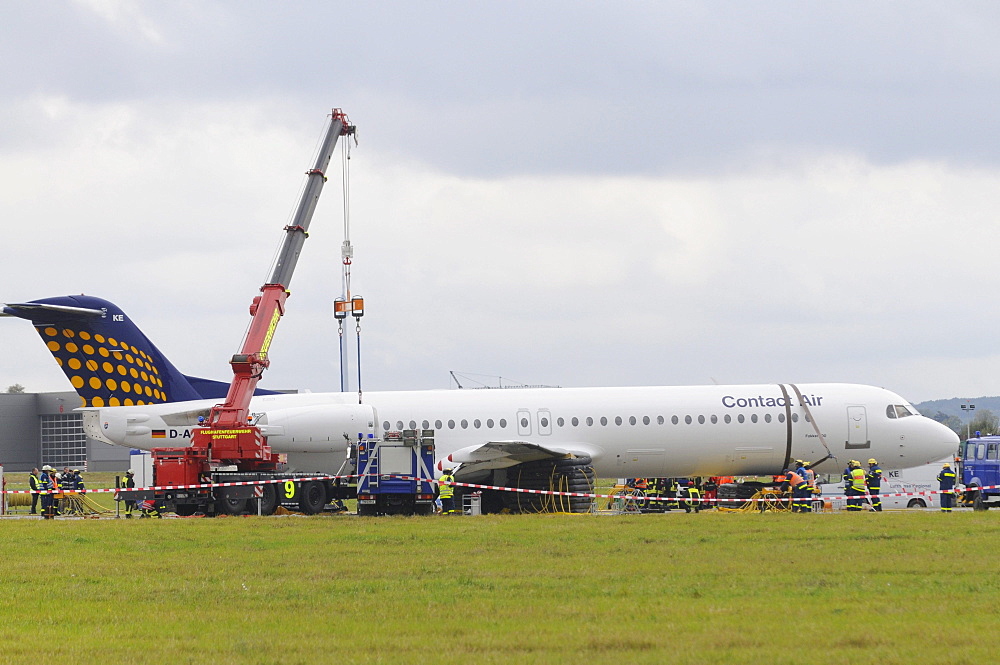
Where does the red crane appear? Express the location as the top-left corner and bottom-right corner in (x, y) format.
(188, 109), (356, 470)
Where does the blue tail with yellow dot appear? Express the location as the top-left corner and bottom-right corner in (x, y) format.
(3, 295), (278, 408)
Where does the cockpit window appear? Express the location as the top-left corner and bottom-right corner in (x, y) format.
(887, 404), (914, 419)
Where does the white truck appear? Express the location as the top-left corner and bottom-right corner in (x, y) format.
(819, 459), (946, 510)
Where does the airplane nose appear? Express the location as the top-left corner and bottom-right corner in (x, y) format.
(924, 418), (961, 462)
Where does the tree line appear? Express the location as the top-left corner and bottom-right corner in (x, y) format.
(926, 408), (999, 439)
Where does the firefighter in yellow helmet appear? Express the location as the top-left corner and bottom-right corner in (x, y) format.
(846, 460), (867, 511)
(866, 458), (883, 512)
(937, 462), (956, 512)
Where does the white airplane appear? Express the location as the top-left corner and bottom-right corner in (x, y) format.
(4, 295), (959, 511)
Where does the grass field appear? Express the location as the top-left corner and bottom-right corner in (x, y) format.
(1, 506), (997, 665)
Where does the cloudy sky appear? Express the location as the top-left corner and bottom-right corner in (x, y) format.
(3, 1), (1000, 403)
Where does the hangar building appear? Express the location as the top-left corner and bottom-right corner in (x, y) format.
(0, 391), (130, 472)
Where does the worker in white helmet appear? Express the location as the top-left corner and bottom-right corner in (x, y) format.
(39, 465), (56, 519)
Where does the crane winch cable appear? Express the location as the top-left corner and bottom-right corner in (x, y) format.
(338, 119), (358, 395)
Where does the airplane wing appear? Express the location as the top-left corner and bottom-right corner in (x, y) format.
(446, 440), (600, 479)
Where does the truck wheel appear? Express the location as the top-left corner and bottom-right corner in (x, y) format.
(907, 499), (927, 509)
(174, 504), (198, 516)
(357, 502), (376, 516)
(259, 483), (280, 515)
(216, 493), (248, 516)
(974, 493), (988, 511)
(298, 480), (326, 515)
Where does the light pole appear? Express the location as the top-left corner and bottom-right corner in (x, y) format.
(961, 402), (976, 441)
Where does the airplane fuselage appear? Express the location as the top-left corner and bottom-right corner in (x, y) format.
(83, 382), (959, 478)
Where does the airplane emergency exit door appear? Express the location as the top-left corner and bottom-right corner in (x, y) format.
(845, 405), (870, 449)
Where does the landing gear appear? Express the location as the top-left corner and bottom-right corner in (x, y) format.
(492, 456), (596, 514)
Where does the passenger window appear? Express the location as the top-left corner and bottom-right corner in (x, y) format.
(988, 443), (998, 460)
(586, 417), (594, 426)
(539, 417), (548, 428)
(600, 416), (608, 426)
(642, 416), (650, 425)
(657, 416), (665, 425)
(711, 415), (718, 424)
(764, 414), (772, 423)
(791, 413), (799, 423)
(474, 419), (481, 429)
(422, 420), (430, 430)
(487, 419), (494, 428)
(382, 421), (390, 431)
(738, 414), (745, 424)
(519, 417), (528, 429)
(409, 420), (416, 429)
(614, 416), (622, 426)
(778, 413), (785, 423)
(886, 405), (896, 419)
(684, 415), (692, 425)
(557, 417), (564, 427)
(629, 416), (637, 426)
(751, 414), (758, 423)
(396, 420), (404, 430)
(461, 419), (469, 429)
(698, 415), (705, 424)
(724, 414), (732, 424)
(978, 444), (987, 460)
(448, 420), (456, 429)
(499, 418), (507, 428)
(435, 420), (443, 429)
(965, 442), (976, 459)
(671, 416), (679, 425)
(571, 417), (579, 426)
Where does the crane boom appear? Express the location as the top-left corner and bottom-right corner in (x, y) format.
(196, 108), (356, 466)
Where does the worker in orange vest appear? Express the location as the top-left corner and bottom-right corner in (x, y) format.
(781, 468), (808, 513)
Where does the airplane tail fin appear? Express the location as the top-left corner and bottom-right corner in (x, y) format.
(2, 295), (272, 407)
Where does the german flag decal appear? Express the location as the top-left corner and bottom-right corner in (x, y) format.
(152, 430), (166, 439)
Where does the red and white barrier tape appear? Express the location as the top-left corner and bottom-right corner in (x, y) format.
(437, 480), (976, 504)
(2, 474), (983, 506)
(3, 473), (361, 496)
